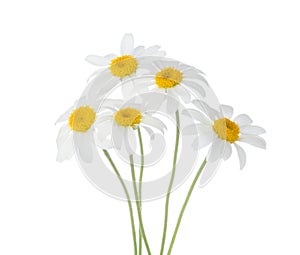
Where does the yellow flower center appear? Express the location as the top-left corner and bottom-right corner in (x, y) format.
(114, 108), (142, 127)
(110, 55), (138, 78)
(212, 118), (240, 143)
(68, 106), (96, 132)
(155, 67), (183, 89)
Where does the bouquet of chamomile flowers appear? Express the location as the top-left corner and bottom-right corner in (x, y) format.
(56, 34), (266, 255)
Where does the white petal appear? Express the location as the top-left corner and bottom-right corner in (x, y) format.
(234, 143), (247, 169)
(192, 100), (219, 121)
(104, 54), (117, 61)
(182, 109), (211, 125)
(112, 125), (125, 149)
(238, 135), (266, 149)
(56, 124), (71, 147)
(55, 106), (73, 124)
(121, 79), (137, 100)
(124, 128), (137, 154)
(95, 115), (113, 125)
(76, 132), (93, 163)
(173, 85), (191, 103)
(199, 159), (221, 187)
(95, 120), (113, 149)
(144, 45), (161, 56)
(141, 115), (167, 134)
(183, 69), (207, 80)
(220, 105), (234, 119)
(207, 139), (226, 162)
(56, 124), (74, 162)
(234, 114), (253, 127)
(223, 142), (232, 161)
(120, 33), (134, 55)
(240, 125), (266, 135)
(191, 129), (214, 150)
(85, 55), (110, 66)
(182, 80), (206, 97)
(166, 91), (179, 114)
(132, 46), (145, 57)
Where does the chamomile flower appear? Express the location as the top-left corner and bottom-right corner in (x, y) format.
(94, 94), (167, 151)
(86, 33), (166, 80)
(183, 101), (266, 169)
(56, 97), (99, 163)
(133, 59), (208, 113)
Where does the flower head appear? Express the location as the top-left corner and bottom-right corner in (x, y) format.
(94, 94), (167, 151)
(86, 34), (166, 79)
(183, 101), (266, 170)
(55, 97), (99, 163)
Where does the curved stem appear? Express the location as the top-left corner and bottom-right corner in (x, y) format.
(130, 155), (151, 255)
(160, 110), (180, 255)
(103, 150), (137, 255)
(167, 159), (207, 255)
(137, 127), (144, 255)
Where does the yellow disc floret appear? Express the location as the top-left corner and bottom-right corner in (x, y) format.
(68, 106), (96, 132)
(110, 55), (138, 78)
(114, 108), (142, 127)
(155, 67), (183, 89)
(212, 118), (240, 143)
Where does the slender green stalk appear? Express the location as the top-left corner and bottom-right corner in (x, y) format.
(130, 155), (151, 255)
(103, 150), (137, 255)
(167, 159), (207, 255)
(160, 110), (180, 255)
(137, 127), (145, 255)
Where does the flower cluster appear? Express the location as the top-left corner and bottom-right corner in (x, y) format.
(56, 34), (266, 255)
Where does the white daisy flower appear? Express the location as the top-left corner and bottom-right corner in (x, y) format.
(94, 95), (167, 152)
(55, 97), (99, 163)
(86, 33), (166, 80)
(183, 101), (266, 169)
(132, 59), (209, 113)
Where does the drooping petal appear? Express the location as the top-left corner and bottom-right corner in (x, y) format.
(182, 80), (206, 97)
(85, 55), (110, 66)
(207, 139), (226, 162)
(240, 125), (266, 135)
(238, 135), (266, 149)
(172, 85), (191, 103)
(76, 132), (93, 163)
(121, 79), (135, 99)
(120, 33), (134, 55)
(234, 114), (253, 127)
(56, 124), (74, 162)
(141, 115), (167, 134)
(166, 91), (180, 114)
(223, 142), (232, 161)
(124, 128), (137, 154)
(234, 143), (247, 169)
(199, 159), (221, 187)
(220, 105), (234, 119)
(191, 129), (214, 150)
(112, 125), (126, 149)
(182, 109), (211, 125)
(94, 120), (113, 149)
(56, 124), (71, 147)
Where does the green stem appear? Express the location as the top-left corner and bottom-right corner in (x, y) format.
(167, 159), (207, 255)
(130, 155), (151, 255)
(137, 127), (144, 255)
(103, 150), (137, 255)
(160, 110), (180, 255)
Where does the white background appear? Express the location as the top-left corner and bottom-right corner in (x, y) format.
(1, 0), (299, 254)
